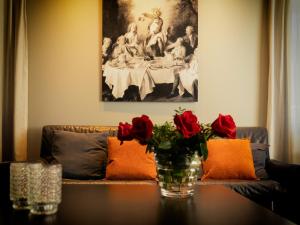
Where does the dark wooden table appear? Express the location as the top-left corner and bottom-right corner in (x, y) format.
(0, 184), (295, 225)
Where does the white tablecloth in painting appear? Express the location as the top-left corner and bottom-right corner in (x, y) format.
(178, 57), (199, 96)
(103, 58), (186, 100)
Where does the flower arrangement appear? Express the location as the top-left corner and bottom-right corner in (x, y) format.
(118, 108), (236, 197)
(117, 108), (237, 161)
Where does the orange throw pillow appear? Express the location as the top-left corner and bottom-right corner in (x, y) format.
(202, 139), (257, 180)
(106, 137), (157, 180)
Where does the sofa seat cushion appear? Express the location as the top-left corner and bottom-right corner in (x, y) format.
(62, 179), (157, 185)
(199, 179), (284, 200)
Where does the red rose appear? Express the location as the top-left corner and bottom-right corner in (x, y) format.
(211, 114), (236, 138)
(174, 111), (201, 138)
(131, 115), (153, 144)
(117, 122), (133, 142)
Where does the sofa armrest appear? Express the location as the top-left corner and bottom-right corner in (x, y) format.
(265, 159), (300, 190)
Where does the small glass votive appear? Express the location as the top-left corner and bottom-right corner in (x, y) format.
(28, 163), (62, 215)
(10, 162), (30, 210)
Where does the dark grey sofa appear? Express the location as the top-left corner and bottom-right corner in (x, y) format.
(39, 125), (300, 223)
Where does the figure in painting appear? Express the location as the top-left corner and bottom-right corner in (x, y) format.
(169, 38), (186, 62)
(142, 8), (166, 57)
(183, 26), (198, 56)
(124, 23), (142, 56)
(110, 35), (131, 67)
(102, 37), (112, 64)
(168, 47), (199, 100)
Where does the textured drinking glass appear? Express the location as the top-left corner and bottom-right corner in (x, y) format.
(10, 162), (30, 209)
(28, 164), (62, 215)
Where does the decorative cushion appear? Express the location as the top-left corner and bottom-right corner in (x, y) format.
(51, 130), (110, 179)
(105, 137), (157, 180)
(202, 139), (257, 180)
(250, 143), (269, 179)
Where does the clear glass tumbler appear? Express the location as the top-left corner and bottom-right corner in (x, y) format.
(10, 162), (30, 209)
(28, 163), (62, 215)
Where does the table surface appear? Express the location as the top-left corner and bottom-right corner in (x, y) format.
(0, 184), (294, 225)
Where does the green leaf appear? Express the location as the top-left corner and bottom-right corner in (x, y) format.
(200, 142), (208, 160)
(174, 107), (186, 115)
(146, 144), (153, 153)
(158, 141), (172, 150)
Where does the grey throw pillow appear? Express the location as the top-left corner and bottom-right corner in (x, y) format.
(51, 130), (111, 179)
(251, 143), (270, 179)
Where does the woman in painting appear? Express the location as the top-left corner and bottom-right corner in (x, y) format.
(142, 8), (166, 57)
(124, 23), (142, 56)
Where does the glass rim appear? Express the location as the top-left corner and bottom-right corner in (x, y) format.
(10, 162), (29, 168)
(27, 162), (44, 168)
(10, 160), (45, 165)
(10, 161), (28, 164)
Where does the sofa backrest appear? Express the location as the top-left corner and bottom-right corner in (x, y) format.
(237, 127), (269, 145)
(40, 126), (270, 178)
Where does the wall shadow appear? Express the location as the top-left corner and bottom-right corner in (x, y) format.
(257, 0), (270, 127)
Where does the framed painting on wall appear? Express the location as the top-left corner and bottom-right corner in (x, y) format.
(101, 0), (198, 102)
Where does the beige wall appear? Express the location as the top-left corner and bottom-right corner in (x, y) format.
(27, 0), (267, 160)
(0, 0), (5, 162)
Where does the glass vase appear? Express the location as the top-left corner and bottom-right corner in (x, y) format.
(155, 152), (201, 198)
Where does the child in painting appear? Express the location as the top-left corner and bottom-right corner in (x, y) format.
(170, 38), (186, 61)
(110, 36), (131, 67)
(111, 36), (127, 59)
(164, 37), (186, 66)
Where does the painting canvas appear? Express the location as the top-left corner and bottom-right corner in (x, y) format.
(101, 0), (198, 102)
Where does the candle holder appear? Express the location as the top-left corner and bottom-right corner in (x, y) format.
(28, 163), (62, 215)
(10, 162), (31, 210)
